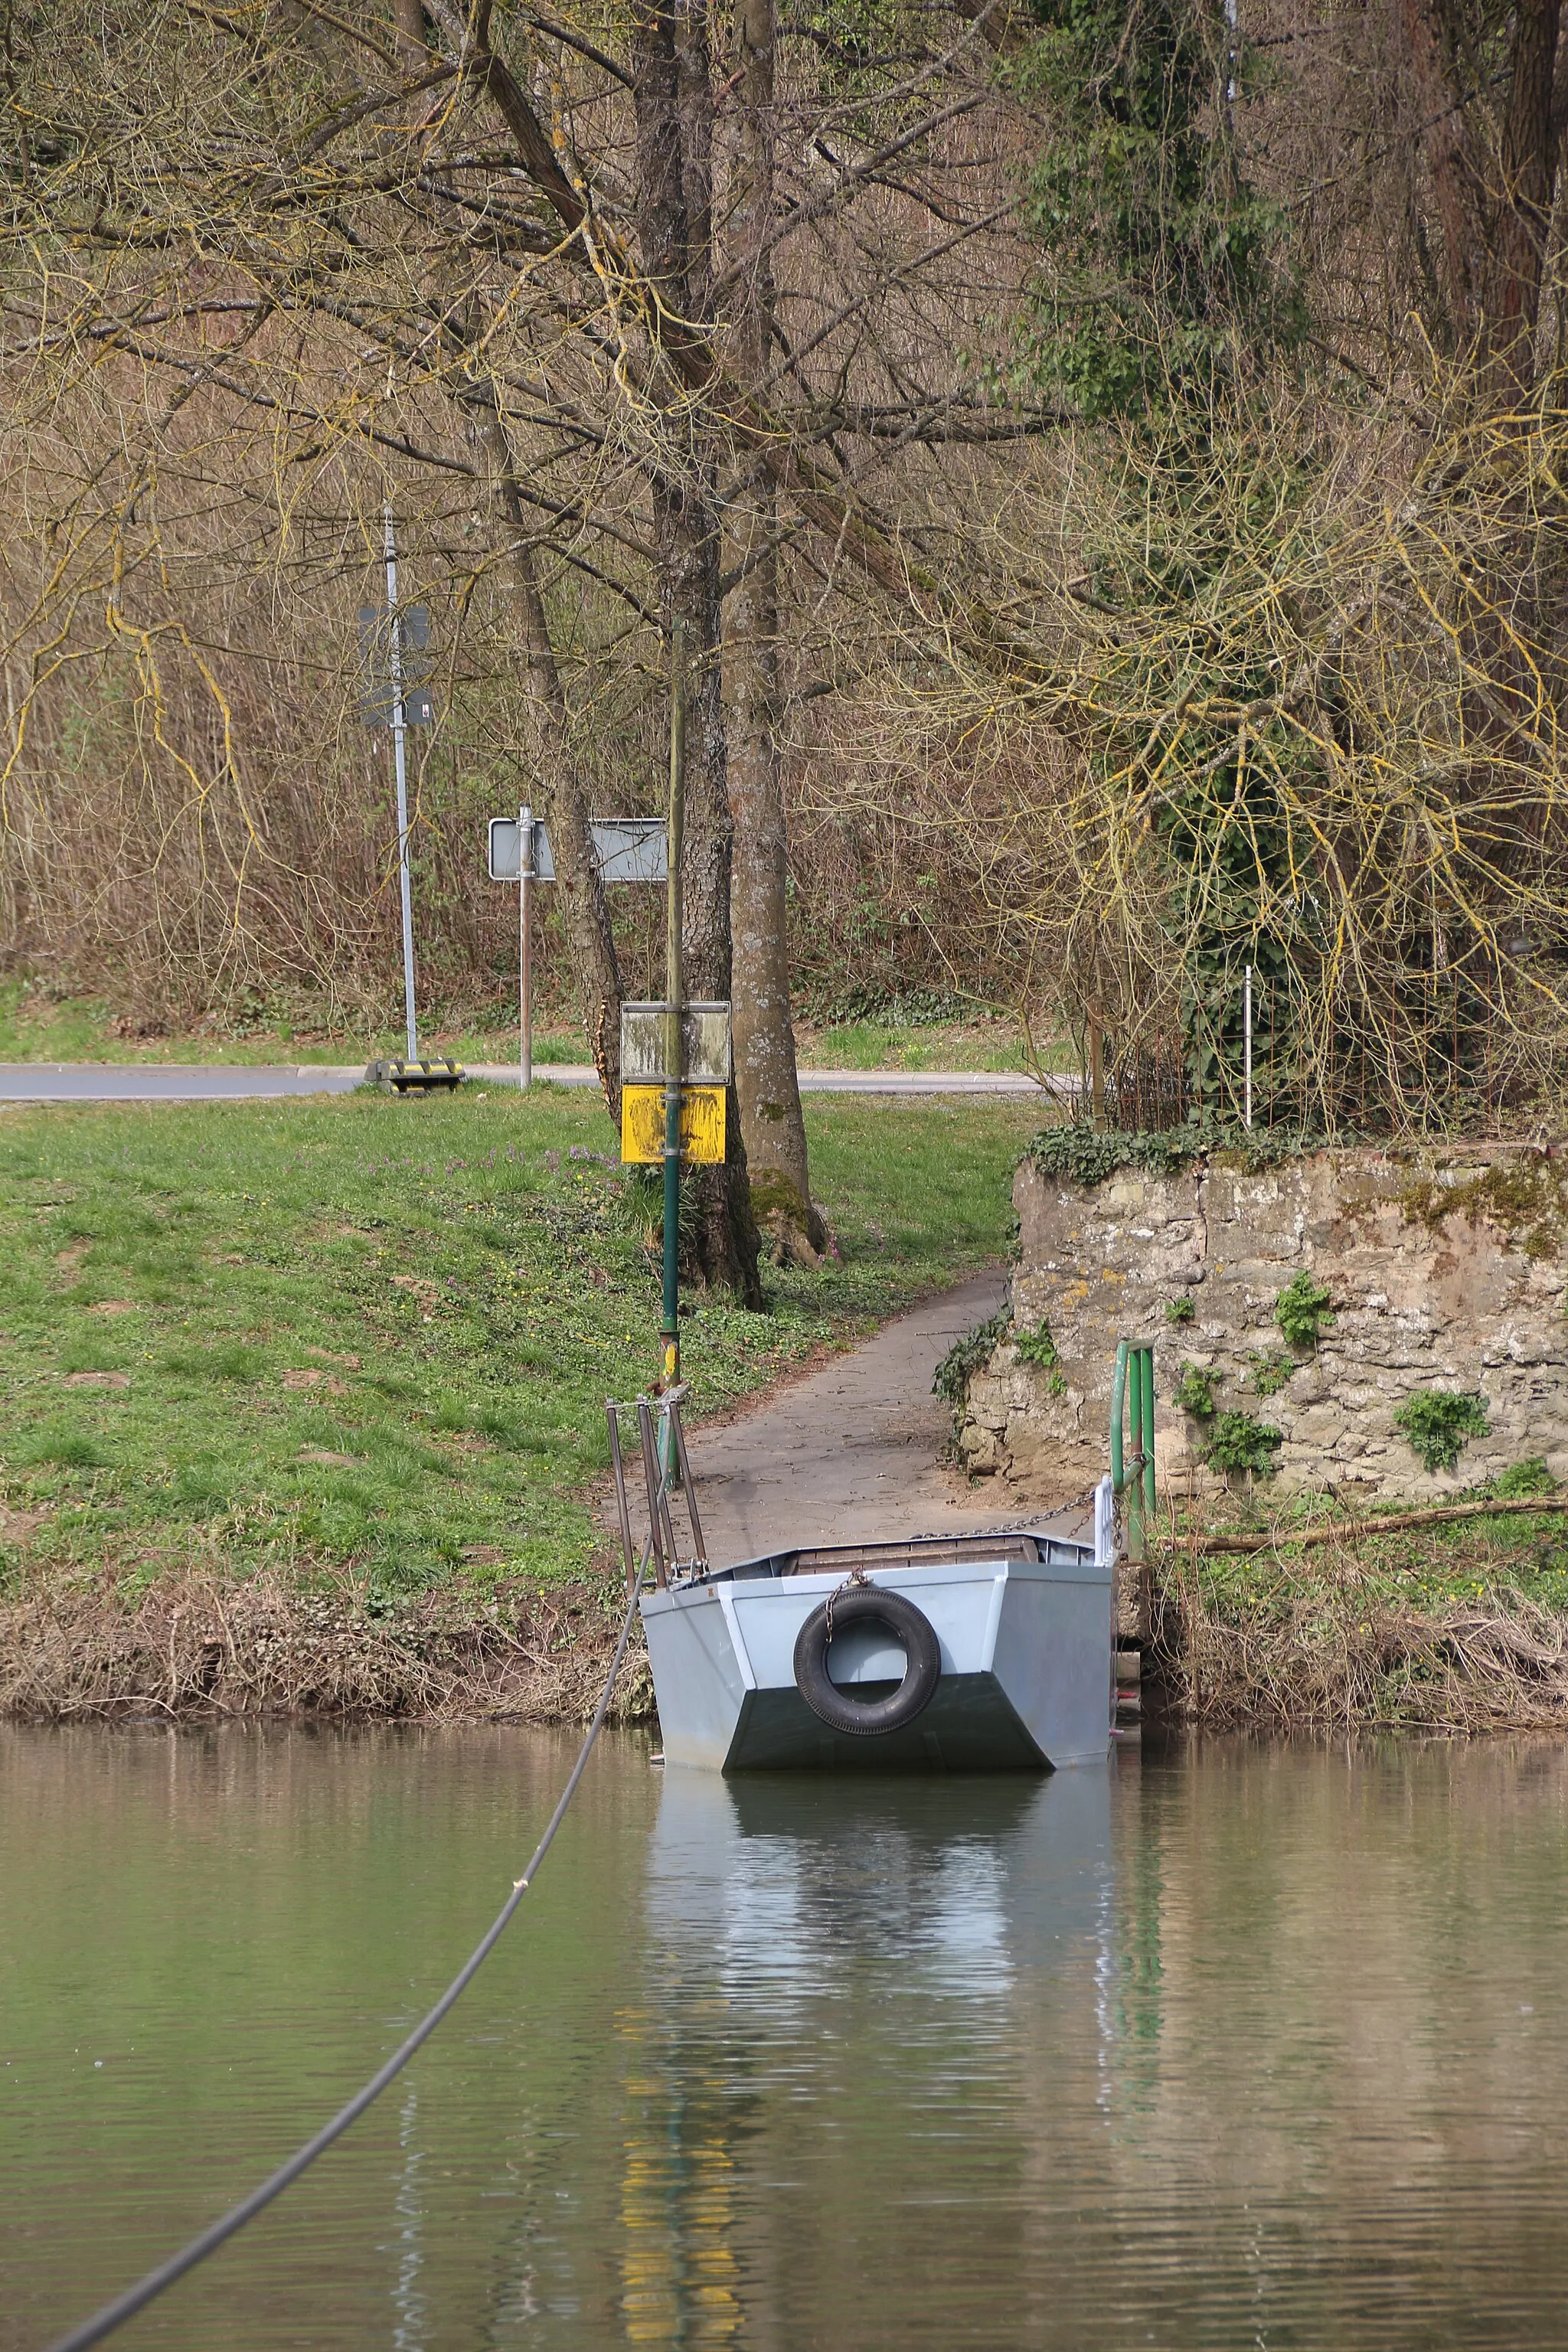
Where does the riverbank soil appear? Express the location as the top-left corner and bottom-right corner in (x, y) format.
(0, 1089), (1039, 1720)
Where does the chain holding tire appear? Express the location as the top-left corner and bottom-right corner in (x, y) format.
(822, 1562), (871, 1646)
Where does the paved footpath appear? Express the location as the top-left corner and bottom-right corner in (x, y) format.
(630, 1271), (1093, 1570)
(0, 1061), (1062, 1102)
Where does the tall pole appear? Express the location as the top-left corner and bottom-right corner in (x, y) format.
(662, 621), (686, 1472)
(518, 802), (533, 1089)
(1243, 962), (1253, 1130)
(384, 501), (418, 1066)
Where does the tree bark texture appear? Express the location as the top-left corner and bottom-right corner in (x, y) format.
(632, 0), (763, 1304)
(724, 0), (822, 1256)
(472, 399), (626, 1111)
(1400, 0), (1563, 403)
(1397, 0), (1566, 867)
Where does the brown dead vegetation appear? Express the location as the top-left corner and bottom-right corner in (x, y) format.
(0, 1570), (653, 1727)
(1151, 1554), (1568, 1733)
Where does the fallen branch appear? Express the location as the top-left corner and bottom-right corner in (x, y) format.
(1184, 1494), (1568, 1555)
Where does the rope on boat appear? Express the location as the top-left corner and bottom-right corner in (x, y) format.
(44, 1572), (648, 2352)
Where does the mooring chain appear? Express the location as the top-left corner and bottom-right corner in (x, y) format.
(822, 1563), (871, 1645)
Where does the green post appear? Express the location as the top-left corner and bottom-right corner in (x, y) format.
(1112, 1340), (1155, 1560)
(1110, 1341), (1128, 1498)
(661, 621), (686, 1482)
(1125, 1345), (1145, 1561)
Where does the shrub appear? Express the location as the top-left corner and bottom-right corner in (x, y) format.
(1492, 1456), (1556, 1500)
(1165, 1295), (1195, 1325)
(1249, 1347), (1295, 1397)
(1394, 1389), (1490, 1475)
(1171, 1361), (1217, 1419)
(1276, 1270), (1334, 1348)
(1204, 1411), (1284, 1476)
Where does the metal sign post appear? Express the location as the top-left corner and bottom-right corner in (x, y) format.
(662, 620), (686, 1474)
(384, 503), (418, 1066)
(518, 802), (533, 1089)
(357, 519), (459, 1094)
(486, 816), (667, 1088)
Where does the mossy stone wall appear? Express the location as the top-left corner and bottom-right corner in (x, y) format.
(961, 1144), (1568, 1506)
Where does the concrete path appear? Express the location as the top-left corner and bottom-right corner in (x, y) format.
(0, 1061), (1063, 1103)
(648, 1271), (1094, 1569)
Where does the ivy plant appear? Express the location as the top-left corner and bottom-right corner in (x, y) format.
(1027, 1117), (1315, 1189)
(932, 1308), (1008, 1419)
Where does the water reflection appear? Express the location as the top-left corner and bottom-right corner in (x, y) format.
(624, 1769), (1116, 2347)
(7, 1729), (1568, 2350)
(646, 1767), (1112, 2004)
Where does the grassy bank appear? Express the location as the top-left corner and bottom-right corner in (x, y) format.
(0, 1086), (1036, 1718)
(1147, 1487), (1568, 1731)
(0, 980), (1041, 1074)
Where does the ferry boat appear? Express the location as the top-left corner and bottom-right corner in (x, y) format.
(609, 1397), (1116, 1774)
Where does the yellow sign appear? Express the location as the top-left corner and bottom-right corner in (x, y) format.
(621, 1084), (727, 1166)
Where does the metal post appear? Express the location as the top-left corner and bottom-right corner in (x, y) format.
(384, 501), (418, 1066)
(518, 801), (533, 1089)
(1140, 1345), (1157, 1524)
(661, 620), (686, 1481)
(1125, 1346), (1145, 1563)
(605, 1404), (637, 1594)
(635, 1397), (669, 1589)
(669, 1397), (707, 1567)
(1110, 1340), (1128, 1498)
(1243, 962), (1253, 1130)
(1223, 0), (1237, 102)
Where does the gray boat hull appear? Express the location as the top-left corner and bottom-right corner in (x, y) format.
(640, 1526), (1113, 1773)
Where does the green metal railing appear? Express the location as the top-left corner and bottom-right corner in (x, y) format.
(1110, 1341), (1156, 1558)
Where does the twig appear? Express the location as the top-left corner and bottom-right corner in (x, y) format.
(1187, 1495), (1568, 1555)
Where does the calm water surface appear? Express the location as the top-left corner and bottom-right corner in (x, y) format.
(3, 1725), (1568, 2350)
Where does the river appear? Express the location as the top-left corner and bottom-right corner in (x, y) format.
(3, 1725), (1566, 2350)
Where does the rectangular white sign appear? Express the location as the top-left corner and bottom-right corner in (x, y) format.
(487, 817), (668, 885)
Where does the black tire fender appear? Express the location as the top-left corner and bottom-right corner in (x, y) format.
(792, 1585), (942, 1736)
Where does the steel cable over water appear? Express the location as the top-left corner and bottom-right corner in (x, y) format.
(43, 1572), (648, 2352)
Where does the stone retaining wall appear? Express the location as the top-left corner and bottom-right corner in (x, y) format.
(959, 1143), (1568, 1506)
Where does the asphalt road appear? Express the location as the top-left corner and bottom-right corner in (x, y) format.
(0, 1061), (1064, 1102)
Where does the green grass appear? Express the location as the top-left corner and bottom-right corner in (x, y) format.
(792, 1017), (1031, 1073)
(0, 982), (1052, 1075)
(0, 979), (593, 1069)
(0, 1089), (1036, 1601)
(1177, 1487), (1568, 1622)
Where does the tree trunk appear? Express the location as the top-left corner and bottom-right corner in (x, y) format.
(1476, 0), (1561, 409)
(471, 397), (626, 1110)
(1398, 0), (1565, 870)
(632, 0), (763, 1303)
(392, 0), (428, 67)
(1400, 0), (1563, 397)
(724, 0), (823, 1260)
